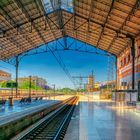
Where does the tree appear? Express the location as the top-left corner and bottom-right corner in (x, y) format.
(0, 80), (16, 88)
(18, 80), (43, 90)
(57, 88), (76, 94)
(0, 81), (7, 88)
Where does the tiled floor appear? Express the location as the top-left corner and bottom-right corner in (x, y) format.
(65, 96), (140, 140)
(0, 99), (57, 125)
(0, 95), (73, 126)
(0, 99), (56, 117)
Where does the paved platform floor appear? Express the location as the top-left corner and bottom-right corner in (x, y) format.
(0, 95), (73, 126)
(0, 99), (58, 126)
(64, 96), (140, 140)
(0, 99), (55, 116)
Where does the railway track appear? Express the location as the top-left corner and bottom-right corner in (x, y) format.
(15, 96), (78, 140)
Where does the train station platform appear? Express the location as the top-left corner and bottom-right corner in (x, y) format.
(64, 95), (140, 140)
(0, 95), (73, 126)
(0, 99), (57, 126)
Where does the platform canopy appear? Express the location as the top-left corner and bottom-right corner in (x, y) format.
(0, 0), (140, 60)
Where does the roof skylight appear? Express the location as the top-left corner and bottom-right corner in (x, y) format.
(42, 0), (73, 14)
(61, 0), (73, 12)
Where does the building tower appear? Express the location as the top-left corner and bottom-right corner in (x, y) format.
(87, 75), (94, 92)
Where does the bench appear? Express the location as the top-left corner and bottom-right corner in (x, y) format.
(19, 97), (31, 104)
(0, 99), (6, 105)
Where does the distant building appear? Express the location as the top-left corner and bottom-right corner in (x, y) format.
(100, 80), (116, 90)
(0, 70), (11, 82)
(87, 75), (94, 92)
(18, 76), (47, 89)
(94, 82), (101, 89)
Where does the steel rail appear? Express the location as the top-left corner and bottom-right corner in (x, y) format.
(53, 97), (77, 140)
(16, 96), (78, 140)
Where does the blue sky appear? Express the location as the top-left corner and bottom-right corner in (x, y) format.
(0, 37), (116, 89)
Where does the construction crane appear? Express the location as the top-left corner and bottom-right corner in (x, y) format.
(72, 75), (87, 90)
(72, 71), (94, 91)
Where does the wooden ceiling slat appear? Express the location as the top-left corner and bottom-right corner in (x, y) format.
(0, 0), (140, 59)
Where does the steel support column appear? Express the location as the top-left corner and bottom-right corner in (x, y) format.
(130, 37), (135, 90)
(115, 56), (118, 89)
(15, 55), (19, 98)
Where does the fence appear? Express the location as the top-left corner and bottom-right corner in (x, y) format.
(112, 90), (137, 103)
(0, 89), (47, 99)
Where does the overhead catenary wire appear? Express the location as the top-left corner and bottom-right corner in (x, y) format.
(46, 44), (76, 88)
(49, 48), (76, 88)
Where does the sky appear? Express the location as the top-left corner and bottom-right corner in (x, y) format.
(0, 37), (116, 89)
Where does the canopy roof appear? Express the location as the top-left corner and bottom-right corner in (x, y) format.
(0, 0), (140, 60)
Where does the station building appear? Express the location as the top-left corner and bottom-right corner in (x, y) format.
(0, 70), (11, 82)
(100, 80), (116, 90)
(117, 36), (140, 90)
(94, 82), (101, 89)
